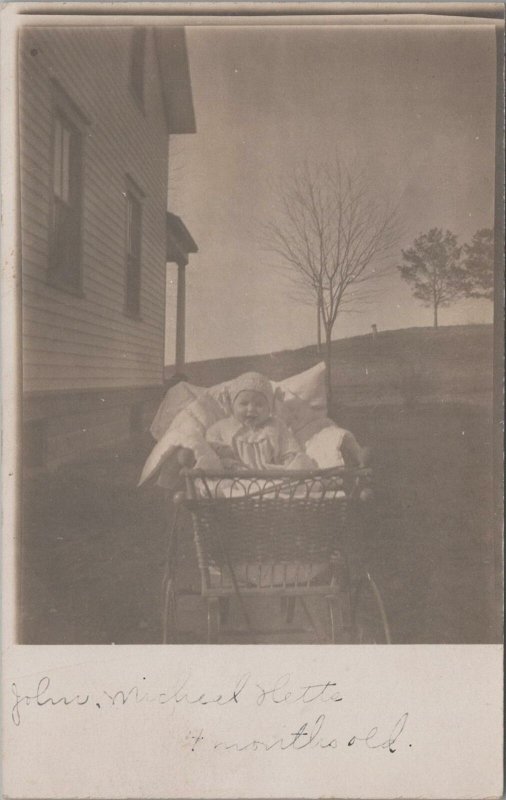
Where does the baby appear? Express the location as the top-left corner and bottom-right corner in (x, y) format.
(206, 372), (316, 472)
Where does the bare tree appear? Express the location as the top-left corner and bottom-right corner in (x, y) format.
(264, 159), (401, 408)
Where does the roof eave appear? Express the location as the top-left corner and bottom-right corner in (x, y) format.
(154, 27), (196, 135)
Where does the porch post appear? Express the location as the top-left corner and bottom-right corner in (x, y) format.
(175, 261), (186, 374)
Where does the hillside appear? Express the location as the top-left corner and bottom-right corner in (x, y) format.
(168, 324), (495, 408)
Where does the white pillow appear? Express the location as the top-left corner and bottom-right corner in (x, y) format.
(275, 362), (327, 414)
(138, 410), (223, 488)
(150, 381), (205, 441)
(139, 362), (330, 487)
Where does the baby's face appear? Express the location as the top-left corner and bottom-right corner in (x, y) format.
(232, 390), (271, 428)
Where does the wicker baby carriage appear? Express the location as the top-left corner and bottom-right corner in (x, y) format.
(162, 460), (391, 644)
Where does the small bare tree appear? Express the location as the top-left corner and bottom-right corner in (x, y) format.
(264, 160), (400, 408)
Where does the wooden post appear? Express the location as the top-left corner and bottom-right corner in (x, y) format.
(175, 261), (186, 373)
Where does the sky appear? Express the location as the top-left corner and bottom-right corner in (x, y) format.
(165, 21), (497, 364)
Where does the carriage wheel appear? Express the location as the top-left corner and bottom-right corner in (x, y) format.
(326, 595), (353, 644)
(162, 577), (178, 644)
(219, 597), (230, 626)
(161, 503), (181, 644)
(280, 596), (296, 624)
(207, 597), (221, 643)
(351, 573), (391, 643)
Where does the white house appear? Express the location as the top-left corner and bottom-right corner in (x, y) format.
(19, 25), (196, 469)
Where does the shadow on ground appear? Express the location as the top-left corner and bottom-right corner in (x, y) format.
(19, 401), (500, 645)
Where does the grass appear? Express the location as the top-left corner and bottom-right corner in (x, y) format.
(336, 402), (497, 643)
(176, 323), (494, 408)
(20, 324), (500, 644)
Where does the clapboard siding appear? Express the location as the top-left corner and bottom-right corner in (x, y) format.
(24, 238), (166, 312)
(23, 365), (158, 384)
(22, 274), (163, 333)
(23, 336), (161, 365)
(22, 297), (163, 343)
(20, 27), (170, 393)
(22, 286), (163, 345)
(24, 335), (161, 363)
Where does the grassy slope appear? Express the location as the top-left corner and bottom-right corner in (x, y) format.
(172, 324), (494, 408)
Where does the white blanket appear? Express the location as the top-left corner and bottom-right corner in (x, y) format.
(138, 362), (347, 489)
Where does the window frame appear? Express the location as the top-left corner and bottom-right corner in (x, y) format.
(124, 175), (145, 320)
(47, 80), (89, 296)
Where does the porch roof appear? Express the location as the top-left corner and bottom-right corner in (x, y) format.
(166, 212), (198, 266)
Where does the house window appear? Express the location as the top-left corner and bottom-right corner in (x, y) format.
(125, 179), (143, 318)
(48, 83), (87, 292)
(129, 28), (146, 109)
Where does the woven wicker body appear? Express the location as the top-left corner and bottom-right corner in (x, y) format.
(162, 466), (391, 643)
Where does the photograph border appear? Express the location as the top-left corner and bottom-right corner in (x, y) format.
(1, 3), (504, 798)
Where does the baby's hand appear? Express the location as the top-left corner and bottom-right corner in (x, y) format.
(285, 453), (318, 471)
(221, 457), (245, 471)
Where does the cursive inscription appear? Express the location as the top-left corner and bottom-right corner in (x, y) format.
(212, 712), (409, 753)
(103, 672), (250, 708)
(348, 711), (409, 753)
(214, 713), (338, 751)
(11, 677), (89, 727)
(9, 673), (410, 756)
(256, 674), (343, 706)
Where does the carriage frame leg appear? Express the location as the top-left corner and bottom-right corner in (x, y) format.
(351, 572), (392, 643)
(207, 597), (221, 643)
(161, 503), (181, 644)
(162, 575), (178, 644)
(326, 590), (353, 643)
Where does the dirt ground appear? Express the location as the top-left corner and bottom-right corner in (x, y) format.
(19, 399), (500, 645)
